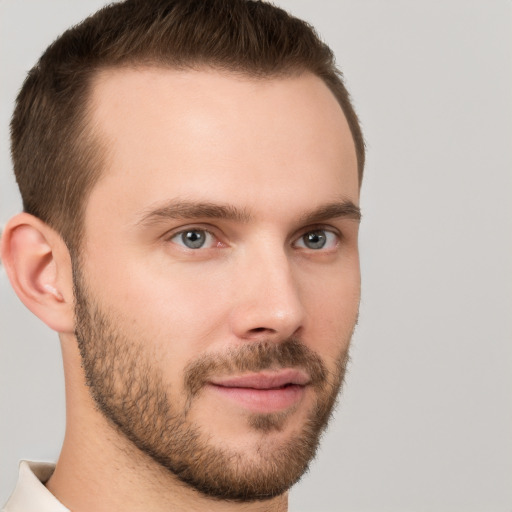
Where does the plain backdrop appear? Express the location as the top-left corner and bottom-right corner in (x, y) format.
(1, 1), (511, 511)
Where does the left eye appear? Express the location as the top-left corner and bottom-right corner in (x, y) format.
(170, 229), (215, 249)
(295, 229), (338, 250)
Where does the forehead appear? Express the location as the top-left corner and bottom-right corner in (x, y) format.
(86, 67), (358, 221)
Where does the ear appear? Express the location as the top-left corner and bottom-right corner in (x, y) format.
(1, 213), (75, 333)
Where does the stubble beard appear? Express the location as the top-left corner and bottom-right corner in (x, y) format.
(72, 266), (351, 502)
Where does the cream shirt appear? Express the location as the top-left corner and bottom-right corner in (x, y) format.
(2, 461), (69, 512)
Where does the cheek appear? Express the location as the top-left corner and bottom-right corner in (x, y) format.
(300, 260), (360, 358)
(133, 265), (231, 339)
(81, 253), (233, 381)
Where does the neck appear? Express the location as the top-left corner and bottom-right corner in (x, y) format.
(46, 335), (288, 512)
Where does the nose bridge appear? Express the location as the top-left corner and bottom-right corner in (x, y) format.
(230, 237), (305, 340)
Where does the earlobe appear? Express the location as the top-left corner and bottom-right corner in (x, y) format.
(1, 213), (75, 333)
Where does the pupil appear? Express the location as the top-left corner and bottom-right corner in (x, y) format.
(183, 230), (205, 248)
(305, 231), (326, 249)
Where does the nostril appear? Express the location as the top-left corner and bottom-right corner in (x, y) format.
(249, 327), (272, 334)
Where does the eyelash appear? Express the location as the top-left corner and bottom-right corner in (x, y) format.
(165, 225), (341, 252)
(294, 229), (339, 251)
(166, 227), (221, 249)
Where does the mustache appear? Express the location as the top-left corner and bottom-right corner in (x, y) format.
(183, 338), (328, 399)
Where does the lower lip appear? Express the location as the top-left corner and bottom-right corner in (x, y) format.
(207, 384), (306, 413)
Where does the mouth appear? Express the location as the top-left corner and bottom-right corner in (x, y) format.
(207, 369), (310, 413)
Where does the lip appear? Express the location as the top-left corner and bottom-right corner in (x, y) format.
(207, 369), (310, 413)
(210, 369), (310, 389)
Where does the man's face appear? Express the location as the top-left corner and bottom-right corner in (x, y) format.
(74, 68), (360, 500)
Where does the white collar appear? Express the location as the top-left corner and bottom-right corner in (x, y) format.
(2, 461), (69, 512)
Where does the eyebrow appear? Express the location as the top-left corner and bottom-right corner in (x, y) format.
(136, 201), (251, 226)
(299, 200), (361, 224)
(136, 199), (361, 227)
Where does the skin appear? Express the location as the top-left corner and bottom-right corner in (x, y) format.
(1, 68), (360, 512)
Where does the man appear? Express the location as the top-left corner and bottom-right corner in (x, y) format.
(1, 0), (364, 510)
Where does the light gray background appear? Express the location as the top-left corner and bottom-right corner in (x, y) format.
(1, 1), (511, 511)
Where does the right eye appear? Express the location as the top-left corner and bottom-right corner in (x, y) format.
(169, 229), (216, 249)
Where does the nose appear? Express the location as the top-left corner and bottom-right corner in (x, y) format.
(228, 243), (305, 342)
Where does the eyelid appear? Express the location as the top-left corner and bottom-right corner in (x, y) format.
(293, 223), (342, 239)
(162, 222), (218, 239)
(161, 223), (342, 250)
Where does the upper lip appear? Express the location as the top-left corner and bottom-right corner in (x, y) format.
(209, 369), (310, 390)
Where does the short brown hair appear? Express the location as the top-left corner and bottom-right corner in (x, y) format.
(11, 0), (365, 253)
